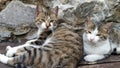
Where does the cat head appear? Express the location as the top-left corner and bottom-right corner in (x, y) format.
(83, 17), (112, 43)
(35, 3), (59, 31)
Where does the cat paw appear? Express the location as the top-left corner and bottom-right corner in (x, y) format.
(84, 54), (105, 62)
(6, 47), (17, 57)
(0, 54), (10, 64)
(84, 55), (97, 62)
(6, 46), (12, 51)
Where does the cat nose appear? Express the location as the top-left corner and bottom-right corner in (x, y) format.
(46, 22), (51, 29)
(89, 38), (94, 42)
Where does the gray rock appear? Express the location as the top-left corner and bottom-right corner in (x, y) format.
(74, 1), (110, 23)
(74, 0), (120, 23)
(25, 28), (37, 40)
(106, 4), (120, 23)
(0, 26), (11, 42)
(11, 24), (31, 36)
(107, 0), (120, 9)
(0, 1), (36, 28)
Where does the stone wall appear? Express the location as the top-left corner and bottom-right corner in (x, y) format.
(0, 0), (120, 42)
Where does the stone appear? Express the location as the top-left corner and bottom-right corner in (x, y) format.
(19, 0), (36, 4)
(0, 0), (36, 11)
(11, 24), (31, 36)
(0, 1), (36, 28)
(74, 1), (111, 23)
(51, 0), (80, 19)
(0, 0), (37, 40)
(107, 0), (120, 9)
(25, 28), (37, 40)
(0, 26), (11, 42)
(105, 3), (120, 23)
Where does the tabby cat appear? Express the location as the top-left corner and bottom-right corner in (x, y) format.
(0, 3), (83, 68)
(83, 17), (120, 62)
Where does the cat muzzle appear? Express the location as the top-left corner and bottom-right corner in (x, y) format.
(46, 22), (51, 29)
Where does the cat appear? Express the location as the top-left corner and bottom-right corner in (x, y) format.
(0, 3), (83, 68)
(83, 17), (120, 62)
(5, 3), (57, 57)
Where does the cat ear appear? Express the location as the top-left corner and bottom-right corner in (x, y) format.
(85, 17), (94, 27)
(36, 2), (43, 16)
(53, 6), (59, 17)
(103, 22), (113, 31)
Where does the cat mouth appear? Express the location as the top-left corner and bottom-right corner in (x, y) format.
(88, 40), (96, 43)
(89, 39), (94, 42)
(46, 23), (51, 29)
(88, 41), (97, 45)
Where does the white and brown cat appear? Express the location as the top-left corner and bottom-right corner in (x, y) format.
(83, 17), (120, 62)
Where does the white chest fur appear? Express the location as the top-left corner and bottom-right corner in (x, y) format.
(83, 34), (111, 55)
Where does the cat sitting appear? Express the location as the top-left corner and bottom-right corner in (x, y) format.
(83, 17), (120, 62)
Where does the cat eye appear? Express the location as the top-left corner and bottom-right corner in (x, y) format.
(41, 19), (45, 22)
(87, 31), (91, 33)
(96, 34), (101, 36)
(100, 36), (107, 40)
(50, 20), (54, 22)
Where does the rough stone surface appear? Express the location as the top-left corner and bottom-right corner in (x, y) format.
(0, 0), (36, 11)
(75, 1), (111, 23)
(0, 0), (119, 40)
(107, 0), (120, 9)
(0, 26), (11, 42)
(0, 1), (36, 28)
(0, 1), (37, 41)
(106, 4), (120, 23)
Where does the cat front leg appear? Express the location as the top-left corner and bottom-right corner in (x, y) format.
(0, 47), (42, 67)
(84, 54), (105, 62)
(6, 44), (30, 57)
(0, 54), (13, 64)
(6, 46), (34, 57)
(0, 53), (26, 66)
(6, 39), (37, 57)
(113, 47), (120, 54)
(6, 46), (19, 57)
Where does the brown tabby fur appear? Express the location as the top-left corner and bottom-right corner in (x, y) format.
(7, 23), (83, 68)
(4, 2), (83, 68)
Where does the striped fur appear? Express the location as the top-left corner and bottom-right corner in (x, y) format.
(1, 25), (83, 68)
(0, 3), (83, 68)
